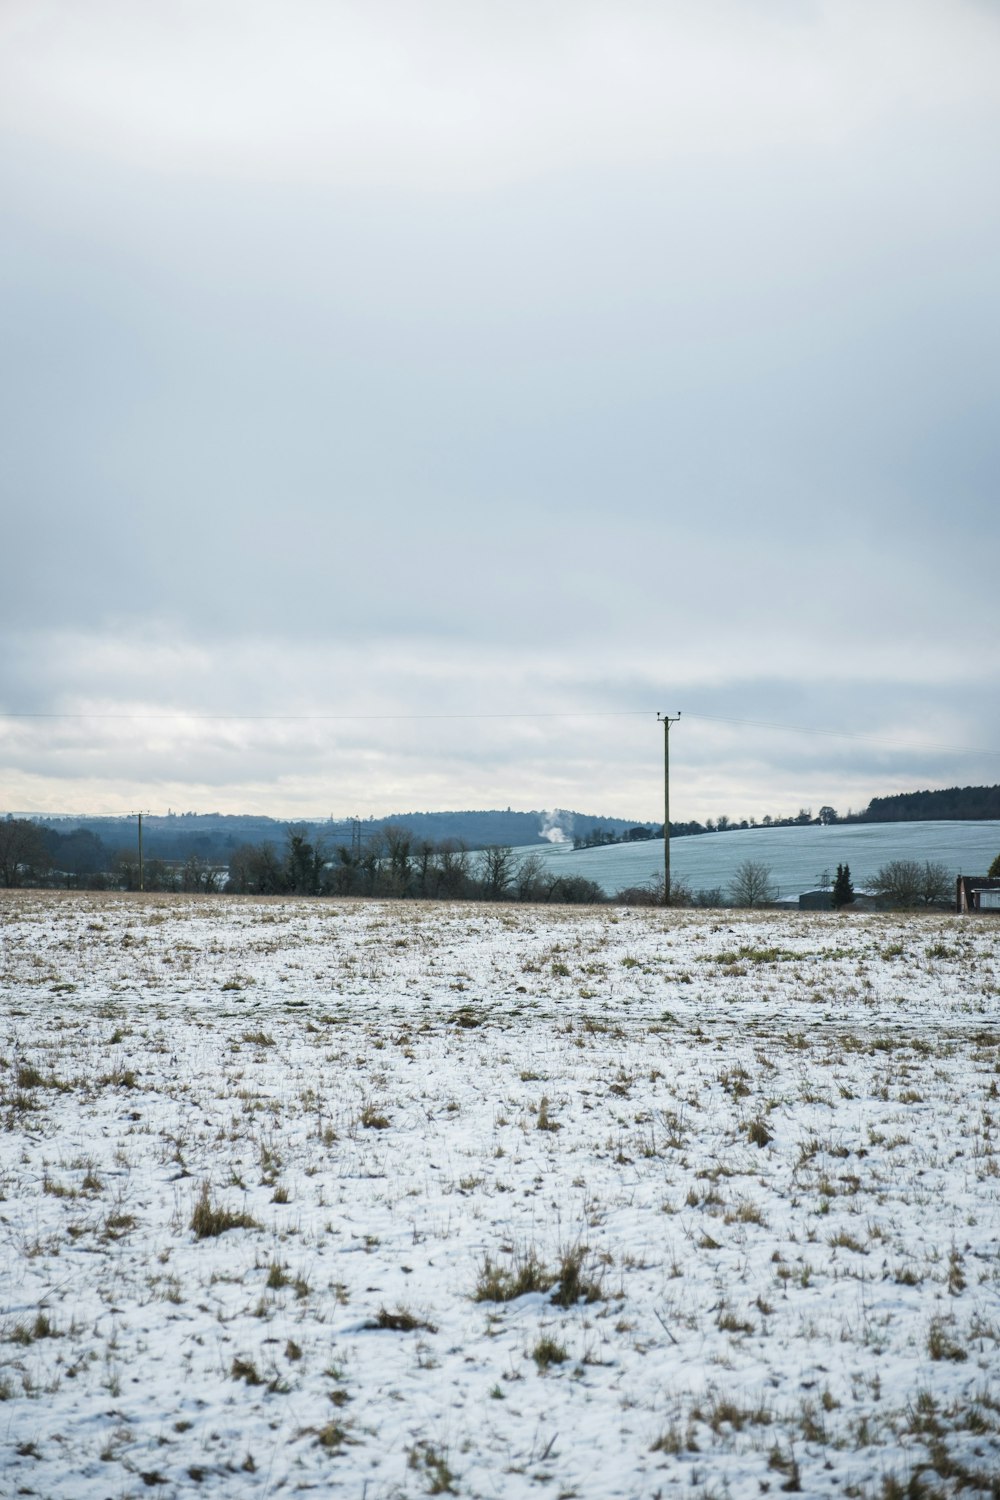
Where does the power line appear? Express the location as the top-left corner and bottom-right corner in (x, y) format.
(0, 709), (655, 722)
(0, 705), (995, 758)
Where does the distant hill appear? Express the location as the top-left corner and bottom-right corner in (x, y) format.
(20, 786), (1000, 869)
(374, 809), (654, 849)
(27, 808), (656, 863)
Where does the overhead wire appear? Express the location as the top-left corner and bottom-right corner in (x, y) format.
(0, 706), (994, 758)
(0, 709), (652, 721)
(682, 712), (1000, 759)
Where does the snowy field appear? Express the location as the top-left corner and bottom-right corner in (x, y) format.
(515, 820), (1000, 899)
(1, 891), (1000, 1499)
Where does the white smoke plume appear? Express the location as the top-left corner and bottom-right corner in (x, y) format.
(539, 809), (573, 844)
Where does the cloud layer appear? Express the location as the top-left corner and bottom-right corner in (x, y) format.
(3, 2), (999, 186)
(2, 2), (998, 818)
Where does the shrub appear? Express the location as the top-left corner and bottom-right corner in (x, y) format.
(613, 884), (663, 907)
(613, 878), (693, 907)
(694, 887), (725, 907)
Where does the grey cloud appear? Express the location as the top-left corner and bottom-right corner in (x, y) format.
(2, 4), (998, 816)
(2, 627), (997, 820)
(2, 2), (998, 188)
(5, 138), (998, 640)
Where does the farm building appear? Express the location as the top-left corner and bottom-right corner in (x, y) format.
(956, 875), (1000, 913)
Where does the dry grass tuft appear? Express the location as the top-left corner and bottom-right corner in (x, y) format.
(190, 1182), (260, 1240)
(474, 1247), (554, 1303)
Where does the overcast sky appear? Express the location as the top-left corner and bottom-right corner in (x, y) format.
(2, 0), (998, 824)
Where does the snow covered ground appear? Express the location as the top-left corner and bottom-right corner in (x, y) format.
(515, 819), (1000, 899)
(1, 891), (999, 1498)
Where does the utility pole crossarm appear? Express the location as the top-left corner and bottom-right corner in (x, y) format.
(657, 713), (681, 906)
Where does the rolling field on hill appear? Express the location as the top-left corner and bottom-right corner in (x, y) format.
(519, 820), (1000, 899)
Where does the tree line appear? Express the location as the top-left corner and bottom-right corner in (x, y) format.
(0, 817), (228, 893)
(597, 785), (1000, 841)
(675, 783), (1000, 833)
(0, 814), (989, 910)
(0, 817), (605, 905)
(227, 828), (606, 904)
(859, 785), (1000, 823)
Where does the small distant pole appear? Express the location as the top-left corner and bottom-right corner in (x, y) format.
(657, 713), (681, 905)
(137, 811), (144, 893)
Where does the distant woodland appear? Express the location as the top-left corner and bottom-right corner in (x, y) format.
(17, 807), (651, 869)
(858, 785), (1000, 823)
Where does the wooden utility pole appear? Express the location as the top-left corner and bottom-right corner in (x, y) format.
(137, 812), (144, 893)
(657, 713), (681, 905)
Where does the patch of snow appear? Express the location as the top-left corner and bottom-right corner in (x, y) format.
(0, 892), (998, 1497)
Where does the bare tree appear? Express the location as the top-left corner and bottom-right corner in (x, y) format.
(869, 860), (920, 905)
(356, 833), (386, 896)
(0, 817), (49, 886)
(182, 853), (221, 894)
(729, 860), (778, 907)
(513, 852), (547, 903)
(477, 845), (517, 901)
(144, 859), (178, 893)
(412, 839), (436, 897)
(870, 859), (920, 905)
(870, 859), (951, 907)
(434, 841), (471, 898)
(382, 825), (414, 897)
(917, 860), (952, 906)
(227, 842), (285, 895)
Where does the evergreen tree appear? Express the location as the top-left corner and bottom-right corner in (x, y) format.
(832, 863), (855, 908)
(989, 852), (1000, 879)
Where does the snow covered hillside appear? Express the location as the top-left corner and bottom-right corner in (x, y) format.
(516, 819), (1000, 898)
(1, 892), (999, 1497)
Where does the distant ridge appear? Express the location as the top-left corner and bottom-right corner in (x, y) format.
(14, 785), (1000, 867)
(24, 808), (654, 862)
